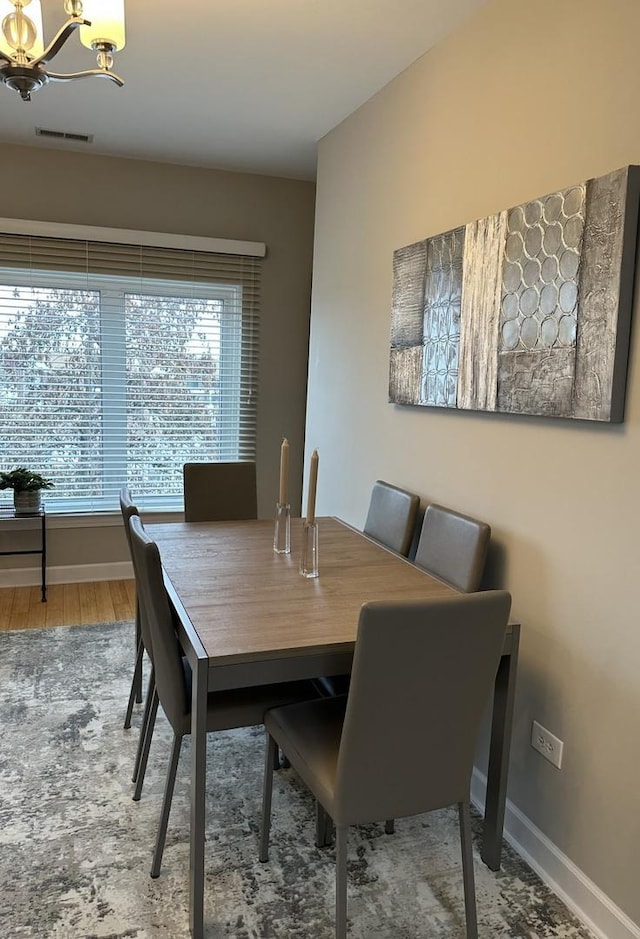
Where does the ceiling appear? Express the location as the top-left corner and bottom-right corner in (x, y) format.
(0, 0), (489, 180)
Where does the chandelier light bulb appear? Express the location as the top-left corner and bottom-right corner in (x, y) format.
(80, 0), (125, 52)
(0, 0), (44, 59)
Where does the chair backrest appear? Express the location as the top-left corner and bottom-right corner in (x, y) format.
(119, 485), (153, 650)
(119, 486), (139, 561)
(334, 591), (511, 827)
(183, 462), (258, 522)
(363, 480), (420, 557)
(129, 515), (188, 733)
(413, 503), (490, 592)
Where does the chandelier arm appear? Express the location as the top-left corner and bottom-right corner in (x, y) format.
(29, 17), (89, 68)
(46, 69), (124, 88)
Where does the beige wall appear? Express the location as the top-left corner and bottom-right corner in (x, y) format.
(0, 145), (315, 569)
(305, 0), (640, 925)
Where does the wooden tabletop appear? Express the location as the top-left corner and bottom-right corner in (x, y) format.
(148, 516), (457, 667)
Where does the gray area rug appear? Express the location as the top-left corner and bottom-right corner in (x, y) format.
(0, 622), (595, 939)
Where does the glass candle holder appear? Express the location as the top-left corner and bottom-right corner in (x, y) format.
(273, 502), (291, 554)
(300, 520), (319, 578)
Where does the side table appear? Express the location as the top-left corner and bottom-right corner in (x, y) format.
(0, 505), (47, 601)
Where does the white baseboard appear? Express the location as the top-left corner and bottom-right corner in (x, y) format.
(471, 768), (640, 939)
(0, 561), (133, 588)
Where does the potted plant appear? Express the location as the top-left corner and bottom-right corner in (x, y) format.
(0, 467), (54, 515)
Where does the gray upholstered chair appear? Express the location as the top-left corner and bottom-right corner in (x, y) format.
(128, 515), (319, 878)
(183, 461), (257, 522)
(414, 503), (491, 593)
(259, 591), (512, 939)
(363, 480), (420, 557)
(118, 489), (162, 793)
(120, 486), (144, 729)
(378, 502), (491, 839)
(120, 486), (166, 795)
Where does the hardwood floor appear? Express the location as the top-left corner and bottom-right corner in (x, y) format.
(0, 580), (136, 631)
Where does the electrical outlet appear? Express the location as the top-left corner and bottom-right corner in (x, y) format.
(530, 720), (564, 769)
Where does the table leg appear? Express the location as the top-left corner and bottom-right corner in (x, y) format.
(41, 511), (47, 602)
(481, 624), (520, 870)
(190, 656), (208, 938)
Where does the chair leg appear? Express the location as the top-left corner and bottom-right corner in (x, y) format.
(335, 825), (348, 939)
(459, 802), (478, 939)
(133, 687), (159, 802)
(133, 603), (143, 704)
(259, 734), (278, 862)
(280, 750), (290, 769)
(151, 733), (182, 878)
(316, 801), (333, 847)
(132, 667), (156, 783)
(123, 637), (144, 729)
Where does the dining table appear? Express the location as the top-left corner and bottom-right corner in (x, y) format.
(148, 515), (521, 939)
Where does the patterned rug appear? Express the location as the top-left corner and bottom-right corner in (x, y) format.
(0, 622), (595, 939)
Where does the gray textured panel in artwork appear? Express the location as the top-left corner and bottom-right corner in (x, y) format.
(573, 167), (638, 421)
(458, 211), (508, 411)
(496, 185), (584, 417)
(497, 349), (575, 417)
(390, 241), (427, 348)
(388, 345), (423, 404)
(388, 165), (639, 422)
(500, 186), (584, 353)
(421, 227), (464, 407)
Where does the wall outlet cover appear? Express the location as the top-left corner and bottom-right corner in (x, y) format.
(531, 720), (564, 769)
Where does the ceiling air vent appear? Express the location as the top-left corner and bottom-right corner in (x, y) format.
(35, 127), (94, 143)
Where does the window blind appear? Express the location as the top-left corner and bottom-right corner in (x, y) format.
(0, 231), (261, 512)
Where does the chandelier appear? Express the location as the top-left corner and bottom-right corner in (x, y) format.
(0, 0), (125, 101)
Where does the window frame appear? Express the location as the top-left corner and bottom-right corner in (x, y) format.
(0, 266), (247, 513)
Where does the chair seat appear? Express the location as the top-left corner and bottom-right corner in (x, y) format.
(205, 680), (322, 734)
(182, 657), (320, 735)
(266, 695), (347, 814)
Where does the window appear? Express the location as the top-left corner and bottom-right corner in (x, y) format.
(0, 231), (261, 512)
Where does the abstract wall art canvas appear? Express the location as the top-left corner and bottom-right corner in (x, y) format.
(388, 166), (640, 422)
